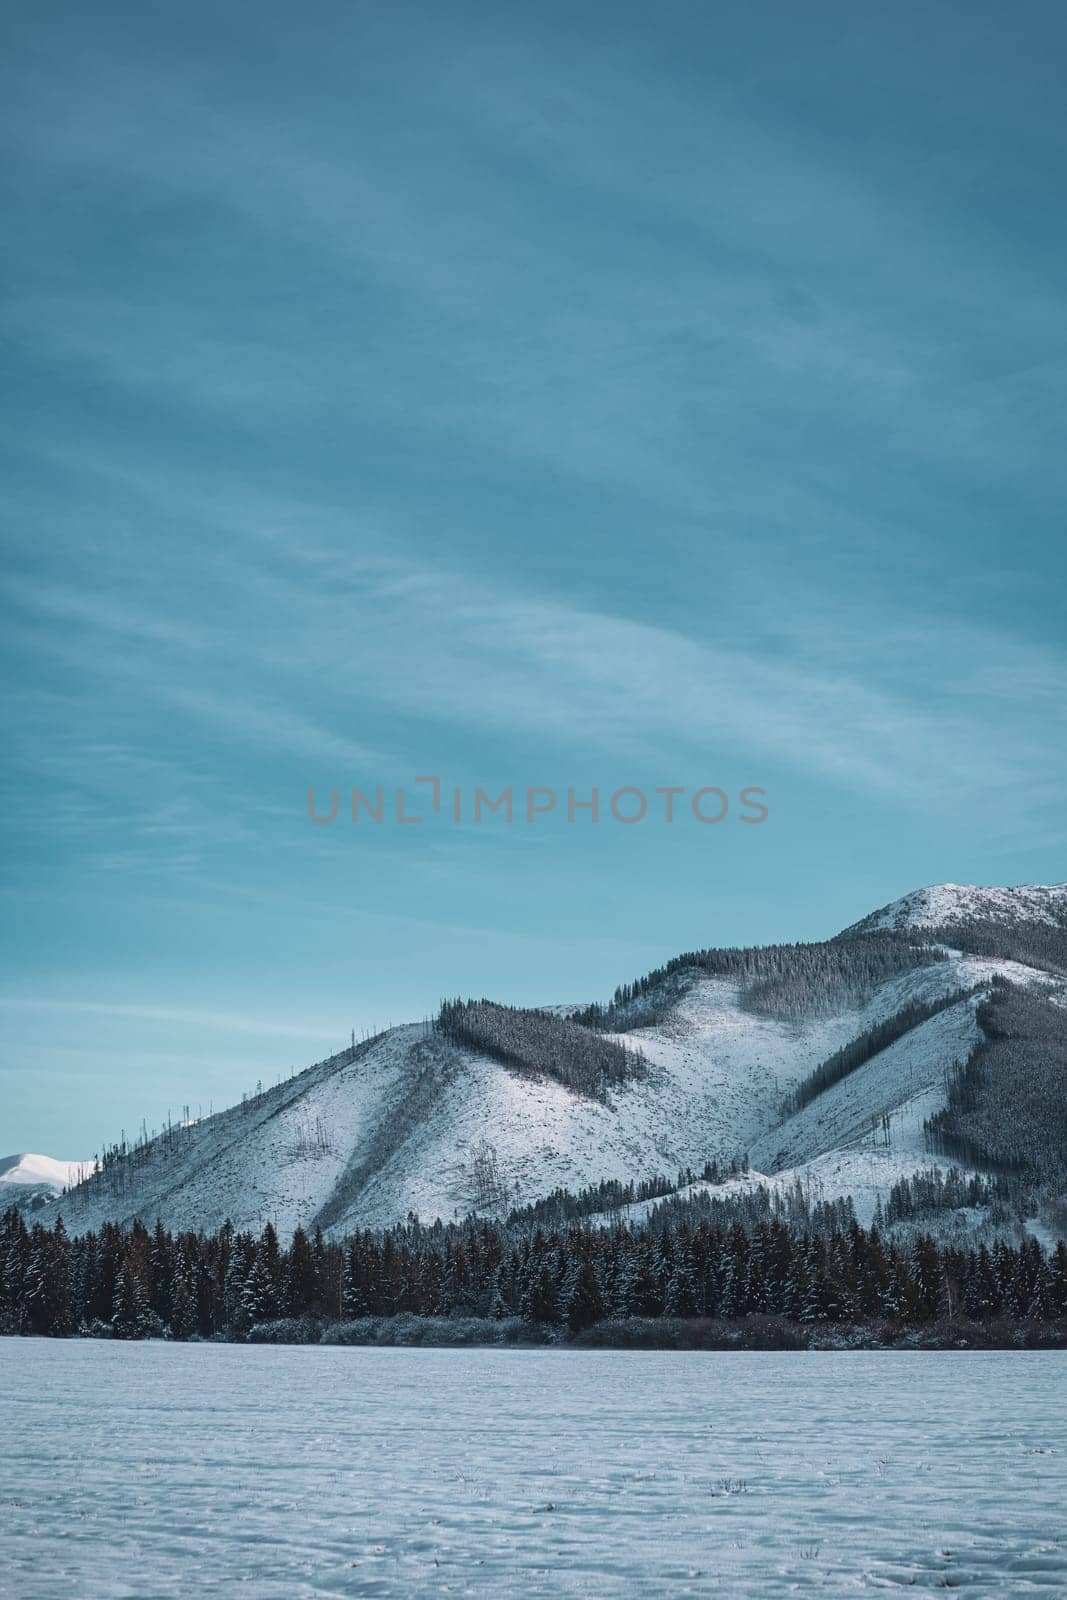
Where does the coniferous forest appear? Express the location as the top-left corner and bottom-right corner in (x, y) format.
(436, 998), (645, 1097)
(782, 985), (981, 1116)
(571, 935), (947, 1030)
(925, 978), (1067, 1180)
(5, 1199), (1067, 1350)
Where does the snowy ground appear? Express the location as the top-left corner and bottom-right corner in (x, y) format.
(1, 1340), (1065, 1599)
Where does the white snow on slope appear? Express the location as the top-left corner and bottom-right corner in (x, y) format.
(747, 993), (982, 1175)
(37, 892), (1065, 1238)
(332, 965), (979, 1232)
(0, 1153), (91, 1190)
(50, 1031), (427, 1239)
(577, 956), (1055, 1231)
(845, 881), (1067, 934)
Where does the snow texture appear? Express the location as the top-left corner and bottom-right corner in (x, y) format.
(1, 1338), (1065, 1598)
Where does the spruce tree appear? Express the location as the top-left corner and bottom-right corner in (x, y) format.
(285, 1227), (317, 1316)
(111, 1261), (152, 1338)
(565, 1255), (605, 1333)
(521, 1259), (560, 1324)
(665, 1256), (698, 1318)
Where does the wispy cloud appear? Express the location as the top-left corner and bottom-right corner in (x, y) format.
(7, 525), (1063, 819)
(8, 23), (1066, 510)
(0, 995), (340, 1043)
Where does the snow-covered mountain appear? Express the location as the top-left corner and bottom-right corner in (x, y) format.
(0, 1153), (93, 1212)
(842, 881), (1067, 936)
(19, 883), (1066, 1240)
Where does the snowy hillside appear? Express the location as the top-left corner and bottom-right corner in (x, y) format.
(0, 1153), (92, 1209)
(0, 1153), (90, 1189)
(842, 881), (1067, 936)
(20, 882), (1065, 1239)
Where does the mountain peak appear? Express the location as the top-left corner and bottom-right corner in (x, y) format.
(842, 881), (1067, 937)
(0, 1153), (90, 1192)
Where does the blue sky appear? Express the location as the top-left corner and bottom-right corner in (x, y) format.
(2, 0), (1066, 1156)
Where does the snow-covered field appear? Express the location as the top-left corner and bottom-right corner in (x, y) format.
(1, 1340), (1065, 1598)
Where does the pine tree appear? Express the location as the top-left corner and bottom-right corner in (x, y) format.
(223, 1237), (254, 1334)
(612, 1242), (642, 1317)
(974, 1245), (999, 1320)
(285, 1227), (317, 1316)
(150, 1219), (172, 1326)
(24, 1220), (72, 1336)
(910, 1236), (941, 1321)
(564, 1255), (605, 1333)
(241, 1250), (279, 1328)
(1029, 1263), (1055, 1322)
(664, 1255), (698, 1318)
(170, 1263), (198, 1339)
(341, 1242), (371, 1318)
(520, 1258), (560, 1324)
(260, 1223), (283, 1304)
(1047, 1242), (1067, 1317)
(0, 1209), (30, 1333)
(111, 1260), (152, 1338)
(800, 1245), (827, 1324)
(417, 1251), (443, 1317)
(487, 1269), (508, 1321)
(742, 1250), (770, 1317)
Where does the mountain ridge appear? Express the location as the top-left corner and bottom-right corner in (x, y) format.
(840, 881), (1067, 937)
(12, 882), (1066, 1241)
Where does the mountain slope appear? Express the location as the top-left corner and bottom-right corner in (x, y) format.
(25, 884), (1066, 1239)
(842, 882), (1067, 937)
(0, 1153), (92, 1213)
(0, 1154), (90, 1189)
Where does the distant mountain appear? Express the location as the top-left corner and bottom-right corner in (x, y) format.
(18, 883), (1067, 1241)
(841, 881), (1067, 936)
(0, 1154), (92, 1213)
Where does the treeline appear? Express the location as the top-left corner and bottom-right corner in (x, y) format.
(507, 1158), (752, 1229)
(4, 1205), (1066, 1341)
(782, 986), (981, 1117)
(436, 999), (645, 1098)
(917, 919), (1067, 979)
(879, 1167), (1001, 1227)
(635, 1180), (857, 1237)
(926, 979), (1067, 1179)
(572, 937), (945, 1031)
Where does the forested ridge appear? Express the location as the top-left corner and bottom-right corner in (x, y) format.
(925, 979), (1067, 1179)
(572, 936), (946, 1031)
(911, 919), (1067, 978)
(507, 1158), (752, 1229)
(782, 985), (981, 1116)
(436, 999), (645, 1097)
